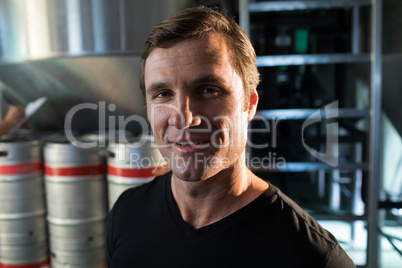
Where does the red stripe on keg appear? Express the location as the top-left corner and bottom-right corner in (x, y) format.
(44, 164), (104, 176)
(0, 258), (50, 268)
(0, 161), (43, 175)
(108, 165), (165, 178)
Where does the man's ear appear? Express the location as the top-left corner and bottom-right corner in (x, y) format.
(247, 89), (259, 121)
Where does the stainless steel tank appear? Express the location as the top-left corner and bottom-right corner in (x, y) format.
(43, 141), (107, 267)
(0, 0), (186, 61)
(44, 142), (107, 220)
(107, 135), (166, 209)
(0, 140), (45, 217)
(0, 0), (227, 133)
(0, 140), (49, 266)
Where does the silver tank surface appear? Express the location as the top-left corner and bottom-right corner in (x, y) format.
(107, 135), (166, 209)
(43, 141), (107, 267)
(0, 140), (49, 266)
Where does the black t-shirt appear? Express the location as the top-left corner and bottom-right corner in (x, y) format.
(106, 172), (355, 267)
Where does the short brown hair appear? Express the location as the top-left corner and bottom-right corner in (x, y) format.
(139, 7), (260, 108)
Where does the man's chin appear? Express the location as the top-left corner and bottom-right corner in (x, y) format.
(171, 168), (206, 182)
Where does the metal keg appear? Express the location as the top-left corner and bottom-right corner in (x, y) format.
(0, 140), (45, 217)
(44, 141), (107, 221)
(0, 140), (49, 266)
(43, 141), (107, 267)
(107, 135), (166, 208)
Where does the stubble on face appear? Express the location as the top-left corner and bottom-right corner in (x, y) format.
(144, 34), (251, 182)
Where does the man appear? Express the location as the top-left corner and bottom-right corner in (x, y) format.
(0, 105), (25, 137)
(107, 7), (355, 267)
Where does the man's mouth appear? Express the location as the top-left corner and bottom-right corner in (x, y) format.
(175, 141), (209, 146)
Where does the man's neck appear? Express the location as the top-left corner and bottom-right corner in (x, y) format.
(170, 167), (268, 230)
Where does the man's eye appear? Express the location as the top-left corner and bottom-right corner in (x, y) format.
(155, 91), (173, 98)
(201, 87), (219, 96)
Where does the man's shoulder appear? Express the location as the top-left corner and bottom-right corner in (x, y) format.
(111, 172), (171, 211)
(255, 185), (356, 266)
(262, 184), (340, 247)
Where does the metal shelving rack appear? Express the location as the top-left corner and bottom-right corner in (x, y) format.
(239, 0), (383, 267)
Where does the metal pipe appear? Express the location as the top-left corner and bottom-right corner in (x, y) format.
(249, 0), (371, 12)
(119, 0), (126, 51)
(239, 0), (250, 37)
(352, 4), (361, 54)
(91, 0), (106, 53)
(366, 0), (383, 267)
(255, 53), (370, 66)
(66, 0), (82, 54)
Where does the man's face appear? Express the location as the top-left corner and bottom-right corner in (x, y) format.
(145, 33), (258, 182)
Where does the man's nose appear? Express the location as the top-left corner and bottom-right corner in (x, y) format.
(168, 96), (201, 130)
